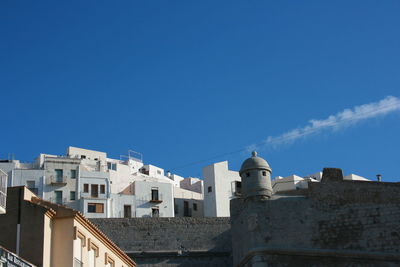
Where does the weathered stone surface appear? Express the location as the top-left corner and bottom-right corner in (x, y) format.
(231, 180), (400, 266)
(91, 217), (232, 267)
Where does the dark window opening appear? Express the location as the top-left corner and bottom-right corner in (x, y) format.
(100, 184), (105, 194)
(88, 203), (104, 213)
(262, 171), (267, 176)
(193, 203), (197, 211)
(208, 186), (212, 193)
(124, 205), (132, 218)
(91, 184), (99, 197)
(151, 189), (159, 201)
(70, 191), (76, 200)
(83, 184), (89, 193)
(152, 208), (159, 217)
(71, 169), (77, 179)
(246, 172), (250, 177)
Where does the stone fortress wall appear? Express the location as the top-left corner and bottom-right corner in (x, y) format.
(231, 173), (400, 266)
(91, 217), (232, 267)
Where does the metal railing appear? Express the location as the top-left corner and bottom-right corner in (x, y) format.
(47, 175), (68, 185)
(74, 258), (83, 267)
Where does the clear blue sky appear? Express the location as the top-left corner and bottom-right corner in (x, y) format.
(1, 1), (400, 181)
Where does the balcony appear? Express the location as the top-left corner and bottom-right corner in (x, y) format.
(47, 175), (67, 185)
(149, 191), (163, 203)
(48, 197), (68, 205)
(74, 258), (83, 267)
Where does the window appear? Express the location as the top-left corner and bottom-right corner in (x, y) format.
(91, 184), (99, 197)
(208, 186), (212, 193)
(71, 169), (77, 179)
(107, 162), (117, 171)
(55, 169), (63, 182)
(54, 191), (63, 204)
(81, 155), (86, 159)
(246, 172), (250, 177)
(151, 188), (159, 201)
(88, 203), (104, 213)
(88, 239), (99, 267)
(124, 205), (132, 218)
(262, 171), (267, 176)
(152, 208), (159, 218)
(233, 181), (242, 196)
(70, 191), (76, 200)
(26, 180), (38, 195)
(84, 184), (89, 193)
(73, 236), (83, 267)
(193, 203), (197, 211)
(100, 184), (105, 194)
(184, 201), (190, 217)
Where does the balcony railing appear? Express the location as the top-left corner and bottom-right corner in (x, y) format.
(149, 193), (163, 203)
(74, 258), (83, 267)
(48, 197), (68, 205)
(47, 175), (68, 185)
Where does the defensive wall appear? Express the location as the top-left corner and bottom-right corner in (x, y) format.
(91, 217), (232, 266)
(231, 178), (400, 266)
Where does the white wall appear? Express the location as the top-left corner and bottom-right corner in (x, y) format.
(203, 161), (240, 217)
(173, 187), (203, 217)
(134, 180), (174, 217)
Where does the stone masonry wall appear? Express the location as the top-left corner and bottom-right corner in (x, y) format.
(231, 180), (400, 266)
(91, 217), (232, 267)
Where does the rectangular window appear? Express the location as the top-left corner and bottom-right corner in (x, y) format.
(184, 201), (190, 217)
(84, 184), (89, 193)
(88, 249), (95, 267)
(88, 203), (104, 213)
(208, 186), (212, 193)
(91, 184), (99, 197)
(107, 162), (117, 171)
(71, 169), (77, 179)
(70, 191), (76, 200)
(73, 236), (82, 263)
(193, 203), (197, 211)
(124, 205), (132, 218)
(152, 208), (159, 218)
(54, 191), (63, 204)
(151, 188), (159, 201)
(55, 169), (63, 183)
(100, 184), (105, 194)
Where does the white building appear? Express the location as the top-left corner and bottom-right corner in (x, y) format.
(0, 169), (7, 214)
(0, 146), (204, 219)
(203, 161), (241, 217)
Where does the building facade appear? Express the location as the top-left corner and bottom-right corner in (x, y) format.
(0, 146), (204, 219)
(0, 186), (136, 267)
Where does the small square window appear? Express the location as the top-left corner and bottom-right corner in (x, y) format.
(208, 186), (212, 193)
(71, 169), (77, 179)
(193, 203), (197, 211)
(70, 191), (76, 200)
(84, 184), (89, 193)
(100, 184), (105, 194)
(262, 171), (266, 176)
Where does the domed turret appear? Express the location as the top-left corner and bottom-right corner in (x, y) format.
(239, 151), (272, 199)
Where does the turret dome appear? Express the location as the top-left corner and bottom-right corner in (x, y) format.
(239, 151), (271, 175)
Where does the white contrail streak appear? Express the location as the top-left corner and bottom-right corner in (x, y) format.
(257, 96), (400, 149)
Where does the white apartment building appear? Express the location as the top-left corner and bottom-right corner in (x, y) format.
(0, 146), (204, 219)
